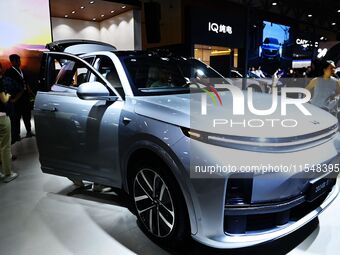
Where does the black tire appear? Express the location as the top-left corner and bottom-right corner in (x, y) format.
(130, 159), (189, 246)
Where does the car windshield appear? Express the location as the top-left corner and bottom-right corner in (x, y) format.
(264, 37), (279, 45)
(121, 55), (229, 96)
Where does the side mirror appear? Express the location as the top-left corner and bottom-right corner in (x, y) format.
(77, 82), (114, 100)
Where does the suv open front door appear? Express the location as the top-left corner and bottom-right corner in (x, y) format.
(34, 51), (123, 186)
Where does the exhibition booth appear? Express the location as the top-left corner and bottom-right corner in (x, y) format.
(0, 1), (340, 255)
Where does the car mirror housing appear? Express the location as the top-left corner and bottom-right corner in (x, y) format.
(77, 82), (113, 100)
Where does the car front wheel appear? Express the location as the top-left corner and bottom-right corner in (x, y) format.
(131, 161), (189, 245)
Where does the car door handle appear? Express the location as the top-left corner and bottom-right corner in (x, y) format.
(40, 106), (58, 112)
(123, 117), (131, 125)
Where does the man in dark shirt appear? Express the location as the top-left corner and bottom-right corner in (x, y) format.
(4, 54), (34, 143)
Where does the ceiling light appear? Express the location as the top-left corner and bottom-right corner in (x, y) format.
(332, 22), (336, 25)
(110, 10), (115, 13)
(308, 14), (312, 17)
(80, 6), (85, 9)
(272, 2), (277, 6)
(89, 1), (95, 4)
(320, 36), (324, 40)
(338, 9), (340, 13)
(101, 14), (105, 17)
(122, 5), (126, 8)
(64, 14), (68, 18)
(92, 18), (96, 21)
(71, 10), (76, 14)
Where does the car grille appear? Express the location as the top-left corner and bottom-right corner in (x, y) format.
(263, 49), (278, 55)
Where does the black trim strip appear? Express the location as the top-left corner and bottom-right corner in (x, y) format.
(225, 195), (305, 216)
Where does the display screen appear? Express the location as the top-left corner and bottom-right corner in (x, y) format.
(292, 59), (311, 69)
(0, 0), (52, 53)
(259, 21), (291, 61)
(0, 0), (52, 87)
(248, 20), (292, 75)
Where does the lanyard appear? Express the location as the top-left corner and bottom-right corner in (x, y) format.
(12, 67), (24, 79)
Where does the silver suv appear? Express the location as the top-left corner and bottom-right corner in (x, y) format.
(34, 40), (340, 249)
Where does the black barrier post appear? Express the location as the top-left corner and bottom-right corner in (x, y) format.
(242, 5), (250, 90)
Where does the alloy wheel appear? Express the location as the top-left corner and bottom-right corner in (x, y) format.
(133, 168), (175, 238)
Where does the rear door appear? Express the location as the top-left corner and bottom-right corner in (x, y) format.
(34, 52), (123, 186)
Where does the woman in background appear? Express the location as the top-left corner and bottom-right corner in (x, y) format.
(306, 60), (340, 110)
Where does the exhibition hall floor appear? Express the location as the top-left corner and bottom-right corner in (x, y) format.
(1, 123), (340, 255)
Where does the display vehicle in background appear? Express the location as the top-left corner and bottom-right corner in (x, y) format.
(260, 37), (281, 60)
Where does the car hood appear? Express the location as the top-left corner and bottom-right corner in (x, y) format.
(132, 92), (338, 138)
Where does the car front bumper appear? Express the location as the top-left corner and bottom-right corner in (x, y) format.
(191, 183), (339, 249)
(170, 132), (340, 249)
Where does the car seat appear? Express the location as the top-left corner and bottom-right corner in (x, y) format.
(146, 67), (159, 87)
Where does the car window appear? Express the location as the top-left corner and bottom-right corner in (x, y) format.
(124, 56), (187, 89)
(54, 59), (90, 88)
(95, 55), (125, 97)
(271, 38), (279, 44)
(46, 55), (106, 92)
(121, 56), (229, 96)
(264, 38), (279, 44)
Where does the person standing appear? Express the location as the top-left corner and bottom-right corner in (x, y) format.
(0, 63), (18, 183)
(272, 68), (283, 88)
(306, 60), (340, 110)
(4, 54), (34, 143)
(255, 65), (266, 78)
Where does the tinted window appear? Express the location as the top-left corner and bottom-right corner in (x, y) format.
(123, 57), (187, 89)
(55, 60), (90, 88)
(96, 56), (124, 97)
(264, 37), (279, 44)
(122, 56), (227, 96)
(46, 55), (105, 92)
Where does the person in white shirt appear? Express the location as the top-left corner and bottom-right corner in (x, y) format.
(255, 65), (266, 78)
